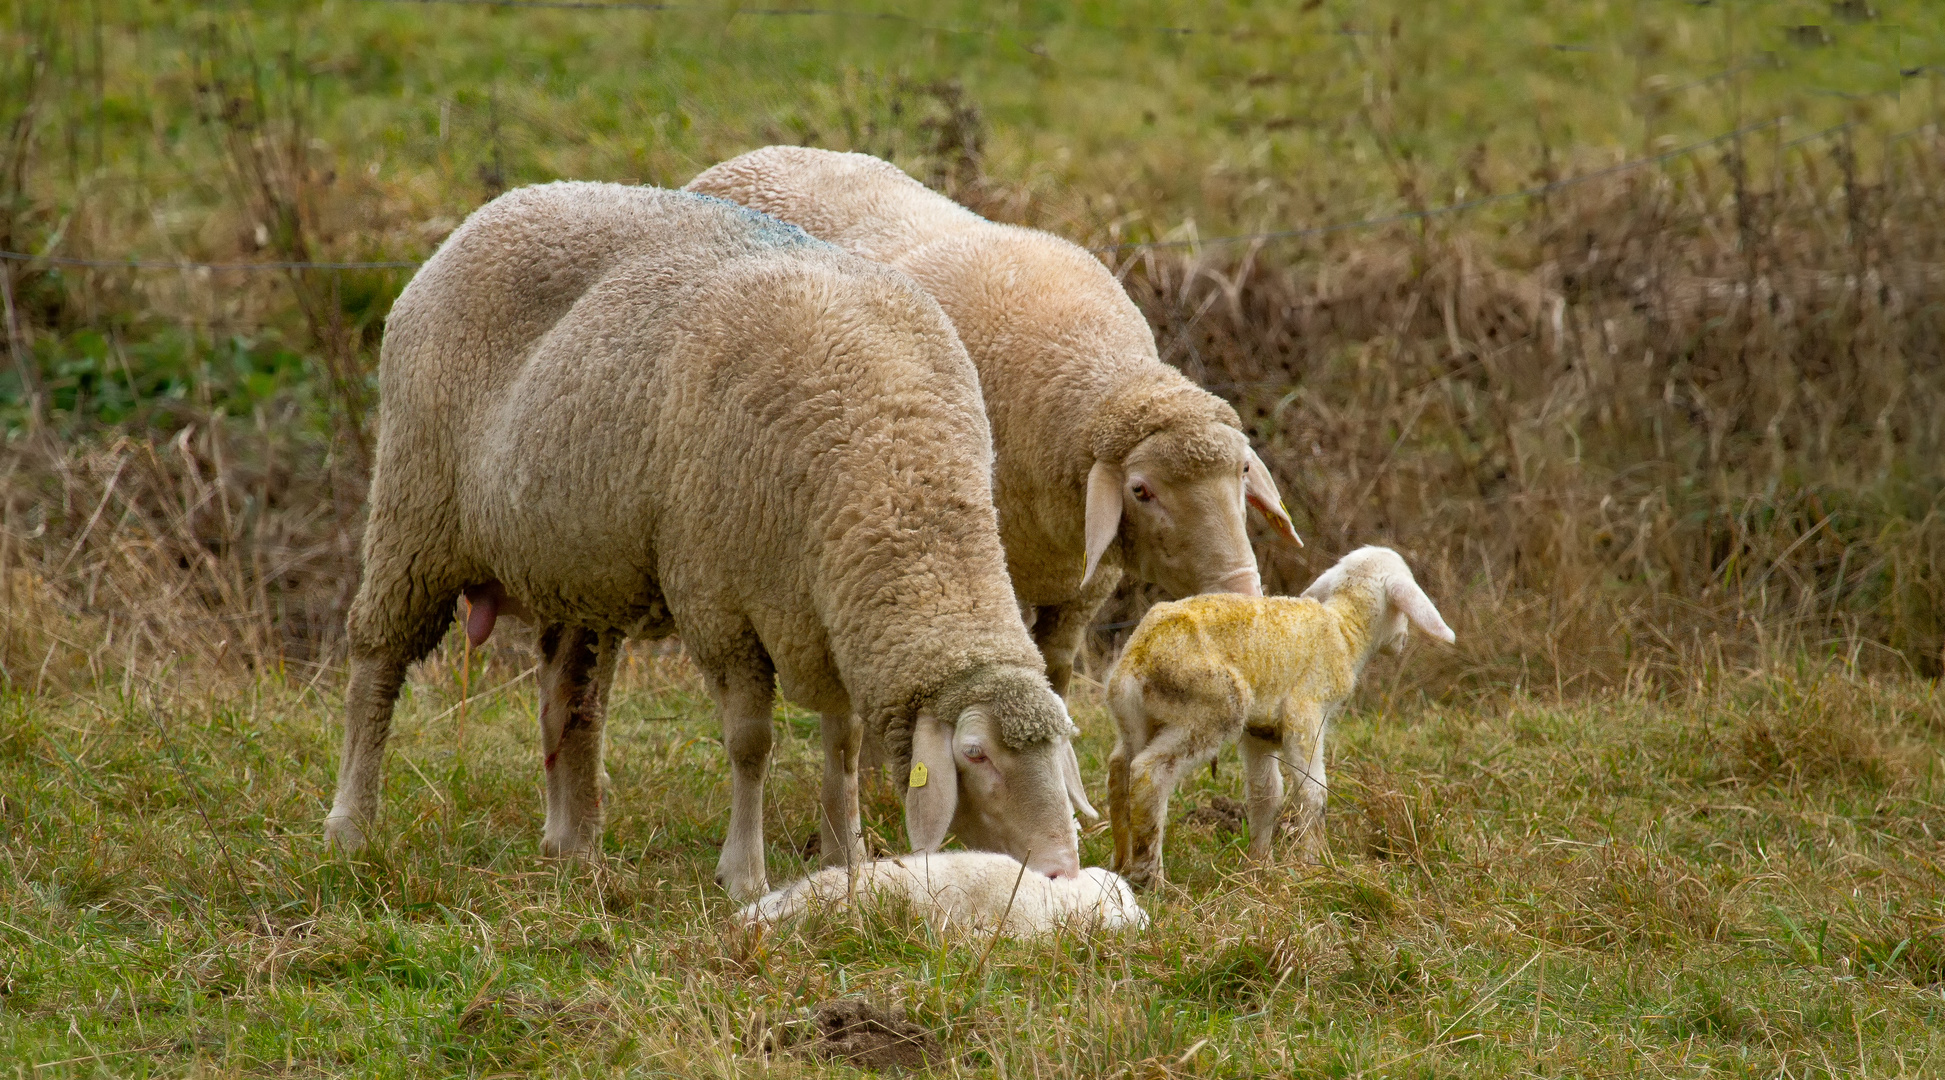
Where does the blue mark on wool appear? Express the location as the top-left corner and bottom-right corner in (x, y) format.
(677, 190), (830, 252)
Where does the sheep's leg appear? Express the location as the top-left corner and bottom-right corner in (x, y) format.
(325, 561), (462, 850)
(537, 625), (619, 858)
(711, 663), (777, 902)
(1031, 603), (1087, 698)
(325, 651), (414, 850)
(1031, 569), (1120, 697)
(1239, 729), (1286, 861)
(818, 710), (867, 870)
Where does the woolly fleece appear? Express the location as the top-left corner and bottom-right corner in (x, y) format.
(351, 181), (1057, 763)
(685, 147), (1252, 621)
(738, 851), (1148, 938)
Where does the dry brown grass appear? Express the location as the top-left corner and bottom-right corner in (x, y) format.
(1090, 127), (1945, 691)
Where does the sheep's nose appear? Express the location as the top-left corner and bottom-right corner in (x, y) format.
(1030, 847), (1082, 880)
(1213, 566), (1262, 596)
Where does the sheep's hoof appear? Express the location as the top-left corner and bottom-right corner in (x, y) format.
(715, 864), (770, 904)
(323, 815), (368, 852)
(540, 832), (600, 860)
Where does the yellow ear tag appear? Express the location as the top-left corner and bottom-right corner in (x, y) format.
(908, 762), (929, 788)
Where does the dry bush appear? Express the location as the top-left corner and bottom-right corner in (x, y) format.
(0, 421), (354, 679)
(1100, 130), (1945, 690)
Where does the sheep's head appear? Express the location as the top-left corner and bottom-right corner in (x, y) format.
(905, 667), (1092, 880)
(1083, 424), (1301, 599)
(1301, 546), (1456, 655)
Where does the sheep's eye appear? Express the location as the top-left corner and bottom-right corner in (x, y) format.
(1130, 483), (1155, 503)
(962, 745), (988, 764)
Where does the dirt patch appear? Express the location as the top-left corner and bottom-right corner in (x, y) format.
(774, 999), (942, 1070)
(1183, 795), (1246, 834)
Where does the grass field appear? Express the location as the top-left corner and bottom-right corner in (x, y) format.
(5, 638), (1945, 1075)
(5, 0), (1945, 1075)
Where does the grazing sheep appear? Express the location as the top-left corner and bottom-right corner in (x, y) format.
(323, 182), (1091, 901)
(687, 147), (1303, 701)
(1105, 546), (1454, 887)
(739, 851), (1148, 937)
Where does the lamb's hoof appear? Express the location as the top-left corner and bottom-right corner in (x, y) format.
(323, 815), (368, 852)
(1123, 865), (1162, 892)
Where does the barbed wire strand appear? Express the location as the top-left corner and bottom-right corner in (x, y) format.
(1098, 116), (1782, 253)
(0, 114), (1905, 274)
(353, 0), (1322, 39)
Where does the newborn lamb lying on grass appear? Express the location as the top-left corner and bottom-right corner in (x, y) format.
(1107, 546), (1455, 887)
(740, 852), (1148, 938)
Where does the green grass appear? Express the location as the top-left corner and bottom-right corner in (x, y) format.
(6, 637), (1944, 1075)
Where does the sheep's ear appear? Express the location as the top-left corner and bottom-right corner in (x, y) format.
(1082, 460), (1125, 587)
(1243, 448), (1302, 547)
(1060, 741), (1099, 821)
(904, 710), (959, 852)
(1387, 576), (1456, 643)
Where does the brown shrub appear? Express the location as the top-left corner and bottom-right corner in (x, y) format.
(1093, 130), (1945, 691)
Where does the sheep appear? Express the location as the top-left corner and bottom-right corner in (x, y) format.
(738, 851), (1148, 938)
(1104, 546), (1454, 887)
(322, 181), (1094, 901)
(686, 147), (1304, 702)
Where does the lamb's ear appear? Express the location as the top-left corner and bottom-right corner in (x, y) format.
(1060, 741), (1099, 821)
(904, 710), (959, 852)
(1082, 460), (1125, 587)
(1386, 576), (1456, 643)
(1243, 448), (1302, 547)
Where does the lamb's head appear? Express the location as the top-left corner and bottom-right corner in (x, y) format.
(1083, 422), (1302, 599)
(906, 666), (1094, 880)
(1301, 546), (1456, 655)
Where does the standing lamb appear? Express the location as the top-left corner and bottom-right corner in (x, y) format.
(1104, 546), (1454, 888)
(323, 182), (1091, 901)
(687, 147), (1303, 700)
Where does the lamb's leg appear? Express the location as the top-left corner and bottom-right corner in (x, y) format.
(1239, 729), (1286, 861)
(1106, 678), (1150, 875)
(325, 561), (462, 850)
(1107, 736), (1132, 874)
(711, 664), (777, 902)
(1287, 704), (1329, 863)
(818, 710), (867, 870)
(1122, 727), (1208, 889)
(537, 625), (619, 858)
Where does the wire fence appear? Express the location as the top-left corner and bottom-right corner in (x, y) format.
(5, 111), (1928, 275)
(3, 2), (1936, 276)
(354, 0), (1354, 39)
